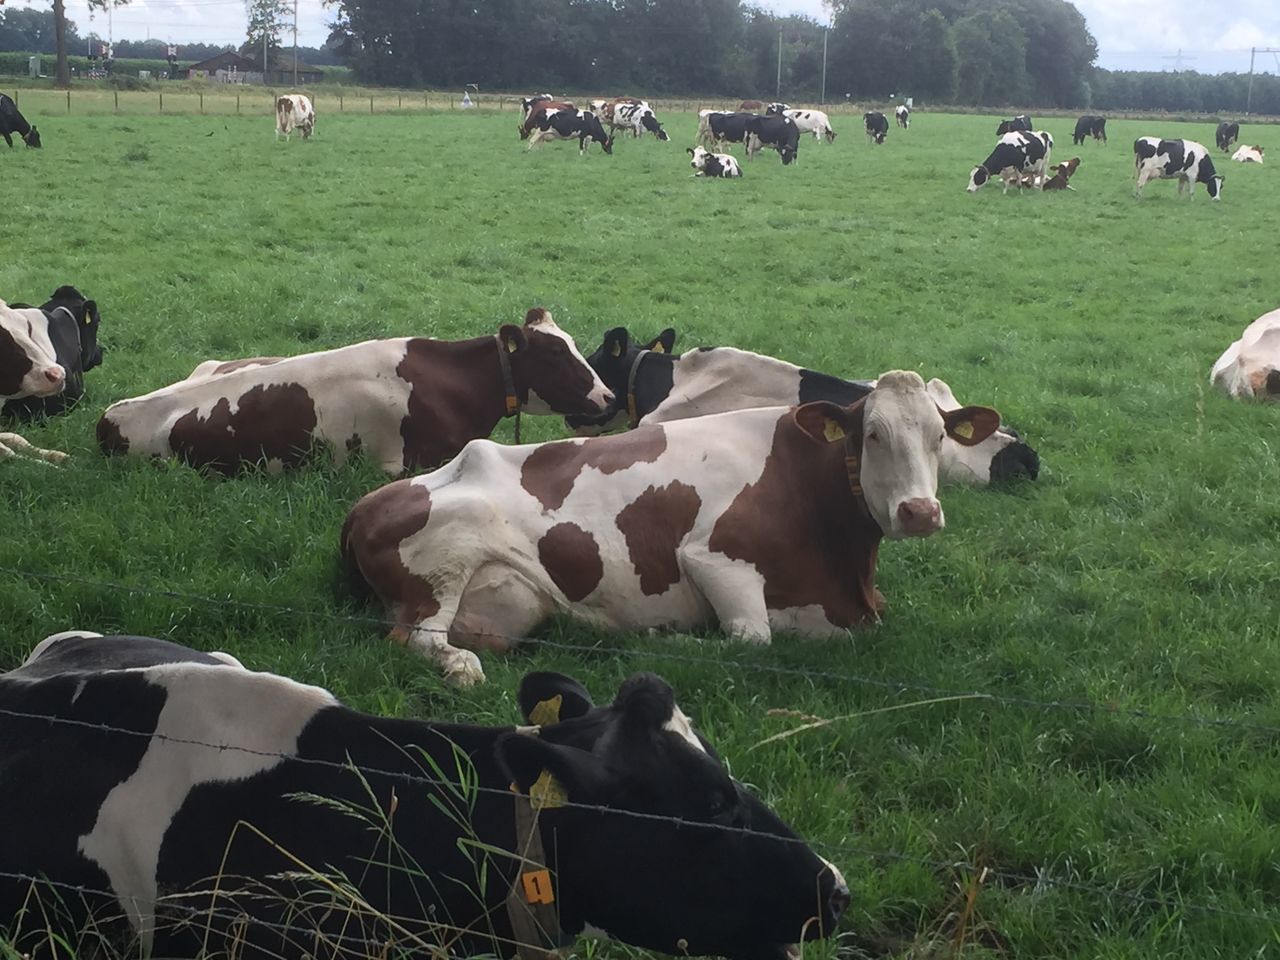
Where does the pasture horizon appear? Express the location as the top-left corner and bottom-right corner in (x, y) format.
(3, 109), (1279, 958)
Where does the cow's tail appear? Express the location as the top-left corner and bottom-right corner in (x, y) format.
(275, 96), (291, 118)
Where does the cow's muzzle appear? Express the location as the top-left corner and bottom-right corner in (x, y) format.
(895, 497), (943, 537)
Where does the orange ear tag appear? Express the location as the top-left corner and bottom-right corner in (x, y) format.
(523, 869), (555, 904)
(651, 341), (665, 354)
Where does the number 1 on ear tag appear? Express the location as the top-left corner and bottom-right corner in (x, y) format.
(523, 869), (555, 904)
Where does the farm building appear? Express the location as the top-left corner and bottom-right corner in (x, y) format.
(186, 51), (323, 85)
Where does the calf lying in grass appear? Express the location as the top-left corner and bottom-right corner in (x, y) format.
(1020, 157), (1080, 191)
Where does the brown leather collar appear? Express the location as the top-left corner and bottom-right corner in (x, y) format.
(495, 334), (524, 444)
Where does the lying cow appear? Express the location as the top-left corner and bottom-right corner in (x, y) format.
(1134, 137), (1223, 200)
(274, 94), (315, 140)
(1073, 115), (1107, 145)
(1211, 308), (1280, 400)
(1232, 144), (1264, 164)
(0, 631), (849, 959)
(783, 108), (836, 144)
(688, 145), (742, 178)
(0, 93), (40, 148)
(1040, 157), (1080, 191)
(697, 111), (754, 150)
(895, 104), (910, 128)
(745, 112), (800, 164)
(968, 130), (1048, 193)
(2, 285), (103, 420)
(96, 308), (612, 475)
(343, 371), (1000, 684)
(566, 330), (1039, 486)
(864, 111), (888, 145)
(0, 299), (69, 463)
(524, 103), (614, 155)
(1216, 121), (1240, 152)
(996, 114), (1032, 136)
(601, 97), (669, 141)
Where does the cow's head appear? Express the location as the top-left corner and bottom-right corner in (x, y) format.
(565, 326), (677, 435)
(688, 145), (710, 172)
(1207, 174), (1225, 200)
(793, 371), (1000, 537)
(0, 302), (66, 399)
(641, 111), (669, 141)
(967, 165), (991, 192)
(504, 308), (613, 418)
(23, 125), (41, 148)
(500, 671), (848, 959)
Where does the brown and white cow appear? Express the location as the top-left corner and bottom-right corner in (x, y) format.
(1, 299), (68, 464)
(275, 94), (315, 140)
(1211, 308), (1280, 400)
(97, 308), (612, 475)
(342, 371), (999, 684)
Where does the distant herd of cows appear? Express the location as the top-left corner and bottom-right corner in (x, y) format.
(0, 83), (1277, 960)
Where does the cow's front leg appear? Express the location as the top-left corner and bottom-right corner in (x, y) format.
(0, 433), (68, 465)
(682, 549), (771, 644)
(402, 612), (486, 687)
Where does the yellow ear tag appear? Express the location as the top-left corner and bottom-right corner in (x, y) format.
(610, 341), (623, 358)
(84, 316), (93, 325)
(952, 420), (975, 440)
(528, 694), (563, 727)
(522, 868), (555, 905)
(823, 419), (846, 442)
(651, 341), (665, 354)
(529, 769), (568, 810)
(506, 337), (518, 354)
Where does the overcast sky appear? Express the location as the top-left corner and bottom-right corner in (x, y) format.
(16, 0), (1280, 76)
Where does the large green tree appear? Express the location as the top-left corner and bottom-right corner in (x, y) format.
(243, 0), (293, 71)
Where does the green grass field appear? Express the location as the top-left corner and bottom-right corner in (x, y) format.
(3, 106), (1280, 958)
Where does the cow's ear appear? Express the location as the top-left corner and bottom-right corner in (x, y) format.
(942, 406), (1001, 446)
(518, 671), (594, 726)
(603, 327), (629, 359)
(647, 329), (675, 354)
(496, 733), (611, 805)
(500, 324), (527, 355)
(793, 400), (862, 445)
(687, 147), (695, 156)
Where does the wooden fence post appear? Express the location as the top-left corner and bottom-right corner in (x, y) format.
(398, 95), (402, 109)
(114, 91), (119, 112)
(370, 95), (374, 113)
(199, 93), (204, 114)
(159, 92), (163, 113)
(236, 94), (240, 114)
(66, 89), (71, 112)
(339, 95), (344, 112)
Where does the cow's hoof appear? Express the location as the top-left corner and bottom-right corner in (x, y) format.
(47, 450), (70, 464)
(443, 651), (486, 687)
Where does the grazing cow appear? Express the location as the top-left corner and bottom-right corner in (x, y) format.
(745, 112), (801, 164)
(895, 104), (910, 128)
(600, 98), (669, 141)
(524, 104), (614, 155)
(0, 632), (849, 959)
(519, 99), (575, 139)
(967, 131), (1048, 193)
(566, 332), (1039, 487)
(1232, 144), (1264, 164)
(2, 285), (103, 421)
(783, 108), (836, 143)
(0, 93), (40, 148)
(864, 111), (888, 144)
(688, 145), (742, 178)
(343, 371), (1000, 682)
(1211, 308), (1280, 400)
(1073, 115), (1107, 145)
(96, 308), (613, 475)
(697, 111), (754, 150)
(996, 114), (1033, 136)
(1040, 157), (1081, 191)
(1134, 137), (1223, 200)
(0, 299), (68, 463)
(520, 93), (555, 120)
(274, 94), (315, 141)
(1216, 121), (1240, 152)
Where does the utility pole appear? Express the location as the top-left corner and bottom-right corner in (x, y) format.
(776, 30), (782, 99)
(1246, 47), (1280, 114)
(292, 0), (298, 88)
(820, 27), (828, 105)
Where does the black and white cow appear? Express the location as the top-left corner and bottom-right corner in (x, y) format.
(1073, 115), (1107, 145)
(783, 109), (836, 143)
(0, 632), (849, 960)
(967, 131), (1048, 193)
(996, 114), (1032, 136)
(895, 105), (910, 128)
(1134, 137), (1224, 200)
(566, 330), (1040, 486)
(2, 286), (103, 420)
(0, 93), (40, 148)
(1216, 121), (1240, 152)
(525, 104), (614, 155)
(863, 111), (888, 144)
(745, 112), (801, 164)
(601, 98), (670, 141)
(688, 145), (742, 178)
(696, 111), (754, 150)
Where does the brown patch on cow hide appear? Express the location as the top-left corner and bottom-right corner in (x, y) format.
(0, 325), (34, 397)
(615, 482), (701, 595)
(538, 522), (603, 601)
(396, 337), (510, 472)
(512, 327), (600, 416)
(520, 426), (668, 511)
(707, 414), (883, 628)
(96, 416), (130, 454)
(212, 357), (284, 376)
(168, 383), (317, 474)
(340, 481), (440, 639)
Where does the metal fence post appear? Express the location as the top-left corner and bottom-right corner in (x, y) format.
(237, 94), (240, 114)
(114, 91), (119, 112)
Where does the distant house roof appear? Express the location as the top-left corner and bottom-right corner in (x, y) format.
(187, 51), (257, 73)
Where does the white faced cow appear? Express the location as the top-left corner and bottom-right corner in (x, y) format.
(0, 298), (68, 464)
(96, 308), (612, 475)
(1134, 137), (1223, 200)
(600, 97), (670, 141)
(688, 146), (742, 178)
(274, 94), (315, 140)
(968, 131), (1048, 193)
(0, 631), (849, 960)
(895, 104), (910, 128)
(342, 371), (999, 684)
(1211, 308), (1280, 400)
